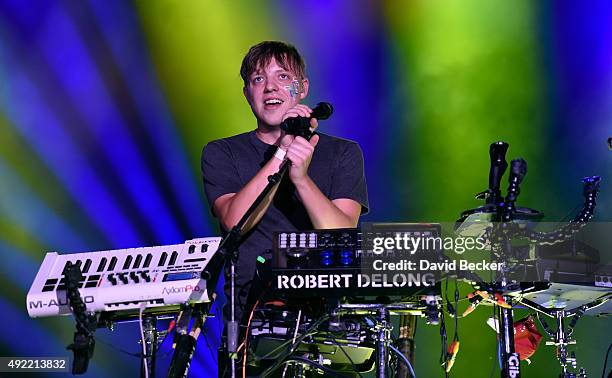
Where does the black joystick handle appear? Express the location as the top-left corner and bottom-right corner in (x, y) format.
(502, 158), (527, 222)
(487, 141), (509, 205)
(509, 158), (527, 185)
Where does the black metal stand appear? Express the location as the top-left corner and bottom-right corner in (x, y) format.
(63, 262), (97, 375)
(374, 307), (391, 378)
(497, 297), (520, 378)
(397, 314), (417, 378)
(456, 144), (528, 378)
(202, 156), (294, 378)
(531, 307), (589, 378)
(201, 124), (322, 378)
(336, 302), (427, 378)
(496, 158), (527, 378)
(167, 304), (208, 378)
(141, 314), (158, 378)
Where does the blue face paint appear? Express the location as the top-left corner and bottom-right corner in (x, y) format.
(285, 79), (304, 98)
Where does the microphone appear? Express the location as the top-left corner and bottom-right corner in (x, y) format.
(310, 101), (334, 120)
(280, 102), (333, 140)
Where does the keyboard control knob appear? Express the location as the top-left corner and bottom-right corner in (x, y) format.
(118, 273), (128, 284)
(141, 271), (151, 282)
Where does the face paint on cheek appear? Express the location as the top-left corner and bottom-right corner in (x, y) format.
(284, 79), (304, 98)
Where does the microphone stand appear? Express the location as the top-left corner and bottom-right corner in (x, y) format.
(201, 141), (304, 377)
(220, 161), (290, 377)
(168, 304), (207, 378)
(63, 262), (97, 375)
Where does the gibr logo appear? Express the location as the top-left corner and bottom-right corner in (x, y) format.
(507, 353), (520, 378)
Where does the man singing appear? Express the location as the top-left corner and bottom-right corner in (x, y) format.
(201, 40), (369, 376)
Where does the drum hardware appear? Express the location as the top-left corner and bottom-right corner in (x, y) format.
(455, 141), (603, 378)
(535, 308), (589, 378)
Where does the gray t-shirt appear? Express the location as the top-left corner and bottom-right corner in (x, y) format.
(201, 130), (369, 281)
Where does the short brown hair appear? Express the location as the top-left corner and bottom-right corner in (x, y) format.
(240, 41), (306, 85)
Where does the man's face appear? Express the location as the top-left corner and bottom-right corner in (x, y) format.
(244, 57), (308, 127)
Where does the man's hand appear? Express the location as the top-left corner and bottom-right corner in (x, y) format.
(279, 104), (319, 184)
(279, 104), (313, 149)
(286, 134), (319, 184)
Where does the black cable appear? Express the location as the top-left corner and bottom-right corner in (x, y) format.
(488, 305), (499, 378)
(149, 316), (177, 358)
(253, 326), (317, 362)
(259, 314), (331, 376)
(439, 304), (448, 371)
(453, 277), (459, 342)
(389, 344), (416, 378)
(216, 303), (223, 336)
(445, 277), (452, 315)
(602, 342), (612, 378)
(567, 307), (585, 338)
(536, 312), (555, 337)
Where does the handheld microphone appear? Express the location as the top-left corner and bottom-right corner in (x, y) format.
(309, 101), (334, 120)
(280, 102), (333, 140)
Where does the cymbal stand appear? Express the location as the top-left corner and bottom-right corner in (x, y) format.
(536, 309), (587, 378)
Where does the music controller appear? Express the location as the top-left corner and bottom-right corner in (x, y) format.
(271, 224), (443, 298)
(27, 237), (221, 319)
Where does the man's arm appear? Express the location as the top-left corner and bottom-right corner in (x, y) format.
(213, 155), (283, 232)
(294, 178), (362, 228)
(285, 135), (363, 229)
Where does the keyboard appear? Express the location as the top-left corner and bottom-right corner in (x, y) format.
(27, 237), (221, 319)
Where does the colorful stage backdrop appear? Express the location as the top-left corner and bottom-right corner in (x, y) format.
(0, 1), (610, 377)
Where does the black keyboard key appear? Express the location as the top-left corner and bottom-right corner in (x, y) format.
(169, 251), (178, 266)
(143, 253), (152, 268)
(82, 259), (92, 273)
(97, 257), (107, 272)
(158, 252), (168, 267)
(122, 255), (133, 270)
(108, 256), (117, 271)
